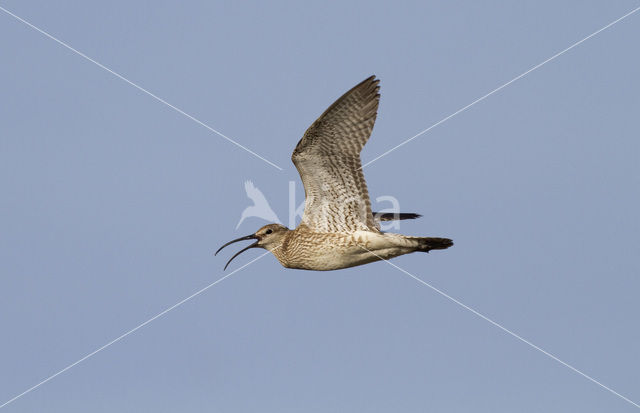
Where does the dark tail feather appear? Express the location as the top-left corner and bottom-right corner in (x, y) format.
(374, 212), (422, 222)
(417, 237), (453, 252)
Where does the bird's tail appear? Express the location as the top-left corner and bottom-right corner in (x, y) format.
(415, 237), (453, 252)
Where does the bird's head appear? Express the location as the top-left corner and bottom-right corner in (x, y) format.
(215, 223), (289, 270)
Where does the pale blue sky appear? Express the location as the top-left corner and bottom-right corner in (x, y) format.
(1, 1), (639, 412)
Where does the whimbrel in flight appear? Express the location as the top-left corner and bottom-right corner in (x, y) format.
(216, 76), (452, 270)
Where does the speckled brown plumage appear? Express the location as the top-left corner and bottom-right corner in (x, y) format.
(292, 76), (379, 233)
(216, 76), (453, 271)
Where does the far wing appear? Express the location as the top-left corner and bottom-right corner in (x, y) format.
(374, 212), (422, 222)
(292, 76), (380, 233)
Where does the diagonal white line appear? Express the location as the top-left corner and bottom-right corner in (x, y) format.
(0, 250), (272, 410)
(0, 5), (283, 171)
(358, 246), (640, 409)
(361, 5), (640, 170)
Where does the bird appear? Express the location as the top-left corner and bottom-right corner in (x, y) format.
(216, 76), (452, 271)
(235, 180), (281, 229)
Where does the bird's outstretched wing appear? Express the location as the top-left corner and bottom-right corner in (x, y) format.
(292, 76), (379, 233)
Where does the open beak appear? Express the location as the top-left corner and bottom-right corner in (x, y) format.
(215, 234), (259, 270)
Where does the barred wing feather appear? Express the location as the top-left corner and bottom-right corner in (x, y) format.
(292, 76), (380, 233)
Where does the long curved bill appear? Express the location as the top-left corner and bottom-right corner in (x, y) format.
(215, 234), (259, 270)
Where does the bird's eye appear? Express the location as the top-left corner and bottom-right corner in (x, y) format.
(265, 229), (273, 234)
